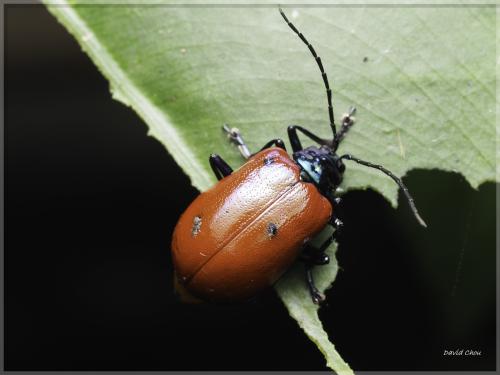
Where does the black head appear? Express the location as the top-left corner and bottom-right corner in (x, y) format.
(293, 145), (345, 195)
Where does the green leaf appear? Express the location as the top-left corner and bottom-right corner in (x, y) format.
(44, 2), (496, 372)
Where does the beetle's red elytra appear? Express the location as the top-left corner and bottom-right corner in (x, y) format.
(171, 8), (425, 304)
(172, 148), (331, 302)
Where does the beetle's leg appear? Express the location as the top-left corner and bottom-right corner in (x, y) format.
(300, 228), (336, 265)
(331, 217), (344, 238)
(306, 263), (325, 304)
(222, 124), (252, 159)
(287, 125), (332, 153)
(260, 139), (287, 152)
(301, 211), (343, 304)
(330, 197), (344, 236)
(209, 153), (233, 181)
(300, 230), (336, 304)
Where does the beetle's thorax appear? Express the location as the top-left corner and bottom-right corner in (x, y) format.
(293, 145), (345, 196)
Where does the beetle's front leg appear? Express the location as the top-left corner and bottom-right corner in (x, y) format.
(287, 125), (332, 153)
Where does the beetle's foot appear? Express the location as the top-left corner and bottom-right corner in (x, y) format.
(306, 266), (326, 304)
(336, 107), (356, 144)
(222, 124), (244, 146)
(222, 124), (252, 159)
(310, 289), (326, 305)
(341, 106), (356, 127)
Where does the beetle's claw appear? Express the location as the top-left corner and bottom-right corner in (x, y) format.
(311, 291), (326, 304)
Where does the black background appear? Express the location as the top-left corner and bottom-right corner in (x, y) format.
(5, 5), (497, 371)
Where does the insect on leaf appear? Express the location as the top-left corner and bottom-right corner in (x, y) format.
(44, 2), (496, 372)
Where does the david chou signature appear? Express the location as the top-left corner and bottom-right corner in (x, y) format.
(443, 349), (482, 356)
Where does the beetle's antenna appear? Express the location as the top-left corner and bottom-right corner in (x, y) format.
(340, 154), (427, 228)
(279, 8), (337, 142)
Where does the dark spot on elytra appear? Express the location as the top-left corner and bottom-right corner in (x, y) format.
(363, 56), (368, 62)
(267, 222), (278, 238)
(264, 156), (276, 165)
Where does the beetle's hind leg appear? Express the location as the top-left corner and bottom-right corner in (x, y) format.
(209, 154), (233, 181)
(300, 229), (337, 304)
(301, 206), (343, 304)
(305, 264), (325, 304)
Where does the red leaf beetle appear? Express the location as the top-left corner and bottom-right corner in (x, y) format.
(171, 8), (426, 304)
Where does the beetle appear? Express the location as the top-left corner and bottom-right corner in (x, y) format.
(171, 8), (426, 304)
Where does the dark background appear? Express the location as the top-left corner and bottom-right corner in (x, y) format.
(4, 5), (496, 371)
